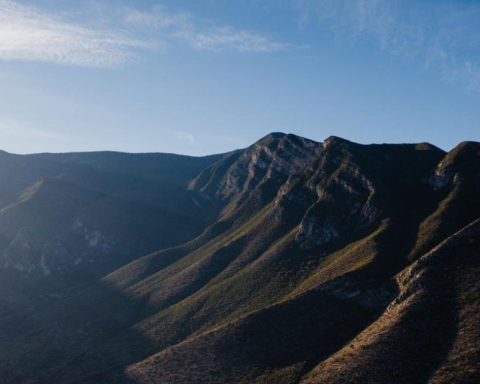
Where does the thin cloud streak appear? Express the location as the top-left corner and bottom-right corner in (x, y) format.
(294, 0), (480, 91)
(174, 131), (196, 145)
(124, 5), (287, 53)
(0, 117), (70, 150)
(0, 0), (147, 67)
(0, 1), (287, 68)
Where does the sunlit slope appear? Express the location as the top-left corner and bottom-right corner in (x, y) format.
(104, 136), (480, 383)
(302, 218), (480, 384)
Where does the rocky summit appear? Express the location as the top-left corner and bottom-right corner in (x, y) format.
(0, 133), (479, 384)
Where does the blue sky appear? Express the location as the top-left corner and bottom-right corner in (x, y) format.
(0, 0), (479, 155)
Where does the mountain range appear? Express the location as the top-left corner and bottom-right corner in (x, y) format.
(0, 133), (478, 384)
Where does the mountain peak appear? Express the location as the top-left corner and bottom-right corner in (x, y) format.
(451, 140), (480, 154)
(253, 132), (288, 147)
(323, 135), (355, 148)
(414, 142), (441, 151)
(259, 132), (287, 140)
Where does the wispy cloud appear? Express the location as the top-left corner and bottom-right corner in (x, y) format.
(124, 5), (287, 53)
(174, 131), (195, 145)
(0, 117), (70, 145)
(294, 0), (480, 91)
(0, 1), (286, 68)
(0, 0), (147, 67)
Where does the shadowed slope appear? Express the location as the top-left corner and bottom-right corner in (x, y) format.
(0, 150), (225, 277)
(302, 218), (480, 384)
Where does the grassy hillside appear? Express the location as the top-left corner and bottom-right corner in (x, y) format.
(0, 134), (478, 384)
(302, 218), (480, 384)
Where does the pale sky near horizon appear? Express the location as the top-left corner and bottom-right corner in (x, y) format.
(0, 0), (479, 155)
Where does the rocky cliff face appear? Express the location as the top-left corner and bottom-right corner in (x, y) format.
(190, 133), (323, 218)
